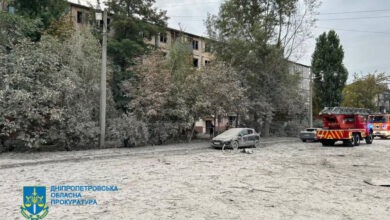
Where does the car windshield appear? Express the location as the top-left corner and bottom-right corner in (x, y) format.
(217, 128), (243, 137)
(369, 116), (388, 123)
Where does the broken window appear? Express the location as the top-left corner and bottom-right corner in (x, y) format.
(193, 58), (199, 68)
(160, 33), (167, 43)
(77, 11), (83, 23)
(205, 60), (210, 66)
(228, 116), (235, 125)
(192, 40), (198, 50)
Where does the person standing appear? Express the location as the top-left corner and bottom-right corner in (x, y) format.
(210, 122), (215, 139)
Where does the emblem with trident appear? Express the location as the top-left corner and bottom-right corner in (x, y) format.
(21, 186), (49, 220)
(25, 188), (45, 214)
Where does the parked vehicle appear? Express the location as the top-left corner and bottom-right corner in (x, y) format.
(299, 128), (320, 142)
(316, 107), (373, 146)
(211, 128), (260, 150)
(368, 114), (390, 139)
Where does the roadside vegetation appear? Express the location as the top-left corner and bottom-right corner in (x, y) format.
(5, 0), (387, 151)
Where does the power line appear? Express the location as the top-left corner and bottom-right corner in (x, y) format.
(317, 26), (390, 35)
(167, 15), (390, 22)
(160, 1), (390, 16)
(319, 8), (390, 15)
(320, 15), (390, 21)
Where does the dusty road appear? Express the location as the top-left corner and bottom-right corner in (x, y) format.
(0, 138), (389, 219)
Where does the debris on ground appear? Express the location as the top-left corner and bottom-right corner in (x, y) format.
(364, 178), (390, 187)
(158, 157), (171, 165)
(241, 148), (253, 154)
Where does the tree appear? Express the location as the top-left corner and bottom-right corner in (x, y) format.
(0, 14), (115, 149)
(123, 52), (190, 144)
(341, 73), (389, 111)
(186, 61), (246, 139)
(13, 0), (69, 30)
(105, 0), (168, 111)
(45, 14), (75, 41)
(123, 38), (245, 143)
(312, 30), (348, 115)
(0, 12), (39, 50)
(206, 0), (317, 135)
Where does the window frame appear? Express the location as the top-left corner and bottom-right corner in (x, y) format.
(192, 40), (199, 50)
(193, 58), (199, 68)
(160, 33), (168, 43)
(77, 11), (83, 24)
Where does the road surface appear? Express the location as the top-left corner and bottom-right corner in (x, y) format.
(0, 138), (389, 219)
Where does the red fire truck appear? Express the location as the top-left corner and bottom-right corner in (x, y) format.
(316, 107), (373, 146)
(368, 114), (390, 139)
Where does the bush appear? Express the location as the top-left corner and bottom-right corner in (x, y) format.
(106, 114), (149, 147)
(0, 26), (112, 150)
(147, 122), (180, 145)
(270, 121), (286, 137)
(285, 120), (305, 137)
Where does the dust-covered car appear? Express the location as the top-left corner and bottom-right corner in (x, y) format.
(211, 128), (260, 150)
(299, 128), (320, 142)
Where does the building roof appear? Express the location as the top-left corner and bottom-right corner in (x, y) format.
(68, 0), (106, 9)
(288, 60), (311, 68)
(319, 107), (371, 116)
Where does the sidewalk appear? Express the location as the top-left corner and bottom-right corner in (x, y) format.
(0, 137), (298, 169)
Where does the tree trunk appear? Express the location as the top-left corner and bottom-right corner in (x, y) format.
(187, 122), (196, 143)
(262, 120), (270, 137)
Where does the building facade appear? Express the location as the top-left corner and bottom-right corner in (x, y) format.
(375, 89), (390, 113)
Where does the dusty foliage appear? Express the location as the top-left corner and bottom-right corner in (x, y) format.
(124, 52), (187, 145)
(124, 50), (245, 144)
(206, 0), (318, 135)
(0, 28), (114, 150)
(106, 114), (149, 147)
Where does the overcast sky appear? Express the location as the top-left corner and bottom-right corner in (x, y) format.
(155, 0), (390, 78)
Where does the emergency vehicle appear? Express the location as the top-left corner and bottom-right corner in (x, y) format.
(316, 107), (373, 146)
(368, 114), (390, 138)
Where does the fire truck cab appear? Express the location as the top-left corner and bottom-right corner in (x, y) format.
(317, 107), (373, 146)
(368, 114), (390, 138)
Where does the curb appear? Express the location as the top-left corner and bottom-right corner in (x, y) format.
(0, 139), (298, 169)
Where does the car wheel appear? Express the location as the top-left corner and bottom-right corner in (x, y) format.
(365, 133), (373, 144)
(254, 140), (260, 148)
(353, 133), (360, 146)
(302, 139), (307, 142)
(232, 141), (239, 150)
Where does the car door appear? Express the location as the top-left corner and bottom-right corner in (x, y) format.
(251, 129), (259, 143)
(245, 129), (255, 146)
(238, 129), (248, 146)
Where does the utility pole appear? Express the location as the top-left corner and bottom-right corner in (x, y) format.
(99, 9), (107, 148)
(309, 68), (313, 128)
